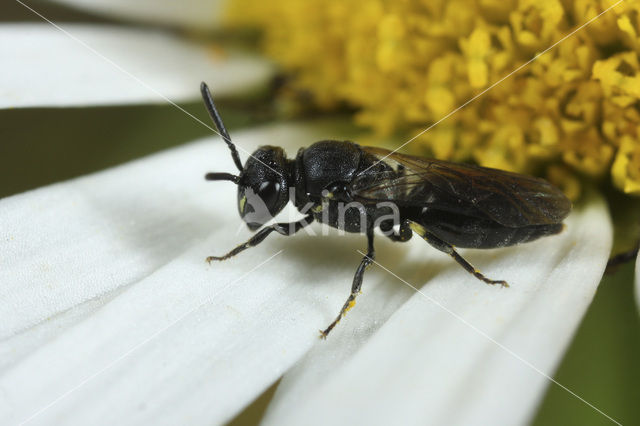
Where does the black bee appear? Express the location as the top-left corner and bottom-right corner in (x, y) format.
(200, 82), (571, 338)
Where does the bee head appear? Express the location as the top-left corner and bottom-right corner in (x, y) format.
(201, 82), (290, 231)
(234, 146), (289, 230)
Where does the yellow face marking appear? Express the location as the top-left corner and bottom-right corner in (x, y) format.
(312, 204), (323, 213)
(239, 195), (247, 213)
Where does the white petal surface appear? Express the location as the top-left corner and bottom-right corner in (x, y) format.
(0, 123), (315, 363)
(263, 196), (613, 426)
(46, 0), (227, 30)
(0, 119), (613, 425)
(0, 122), (391, 425)
(0, 24), (272, 108)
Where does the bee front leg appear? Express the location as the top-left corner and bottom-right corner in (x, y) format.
(409, 221), (509, 288)
(320, 227), (375, 338)
(207, 215), (314, 262)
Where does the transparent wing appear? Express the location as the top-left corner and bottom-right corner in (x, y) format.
(352, 147), (571, 227)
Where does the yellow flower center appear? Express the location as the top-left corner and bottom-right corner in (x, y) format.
(227, 0), (640, 199)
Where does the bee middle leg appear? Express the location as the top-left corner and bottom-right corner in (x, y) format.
(320, 226), (375, 338)
(409, 221), (508, 288)
(206, 214), (314, 262)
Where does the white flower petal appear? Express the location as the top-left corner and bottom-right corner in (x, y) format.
(46, 0), (227, 29)
(0, 116), (614, 425)
(0, 122), (383, 425)
(0, 289), (122, 372)
(0, 23), (272, 108)
(0, 122), (314, 353)
(0, 140), (223, 344)
(263, 196), (613, 426)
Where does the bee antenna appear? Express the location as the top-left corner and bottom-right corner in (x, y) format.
(205, 172), (240, 184)
(200, 82), (244, 172)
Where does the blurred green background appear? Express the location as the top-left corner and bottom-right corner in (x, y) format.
(1, 2), (638, 425)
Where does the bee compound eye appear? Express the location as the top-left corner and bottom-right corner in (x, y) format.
(257, 181), (281, 209)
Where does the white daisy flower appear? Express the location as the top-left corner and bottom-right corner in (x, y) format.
(0, 1), (624, 425)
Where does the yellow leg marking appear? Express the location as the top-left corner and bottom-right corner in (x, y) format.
(319, 294), (358, 339)
(344, 298), (356, 315)
(409, 221), (427, 236)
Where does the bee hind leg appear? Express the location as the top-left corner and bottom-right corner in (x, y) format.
(409, 221), (508, 288)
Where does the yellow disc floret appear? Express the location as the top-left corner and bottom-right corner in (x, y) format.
(228, 0), (640, 199)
